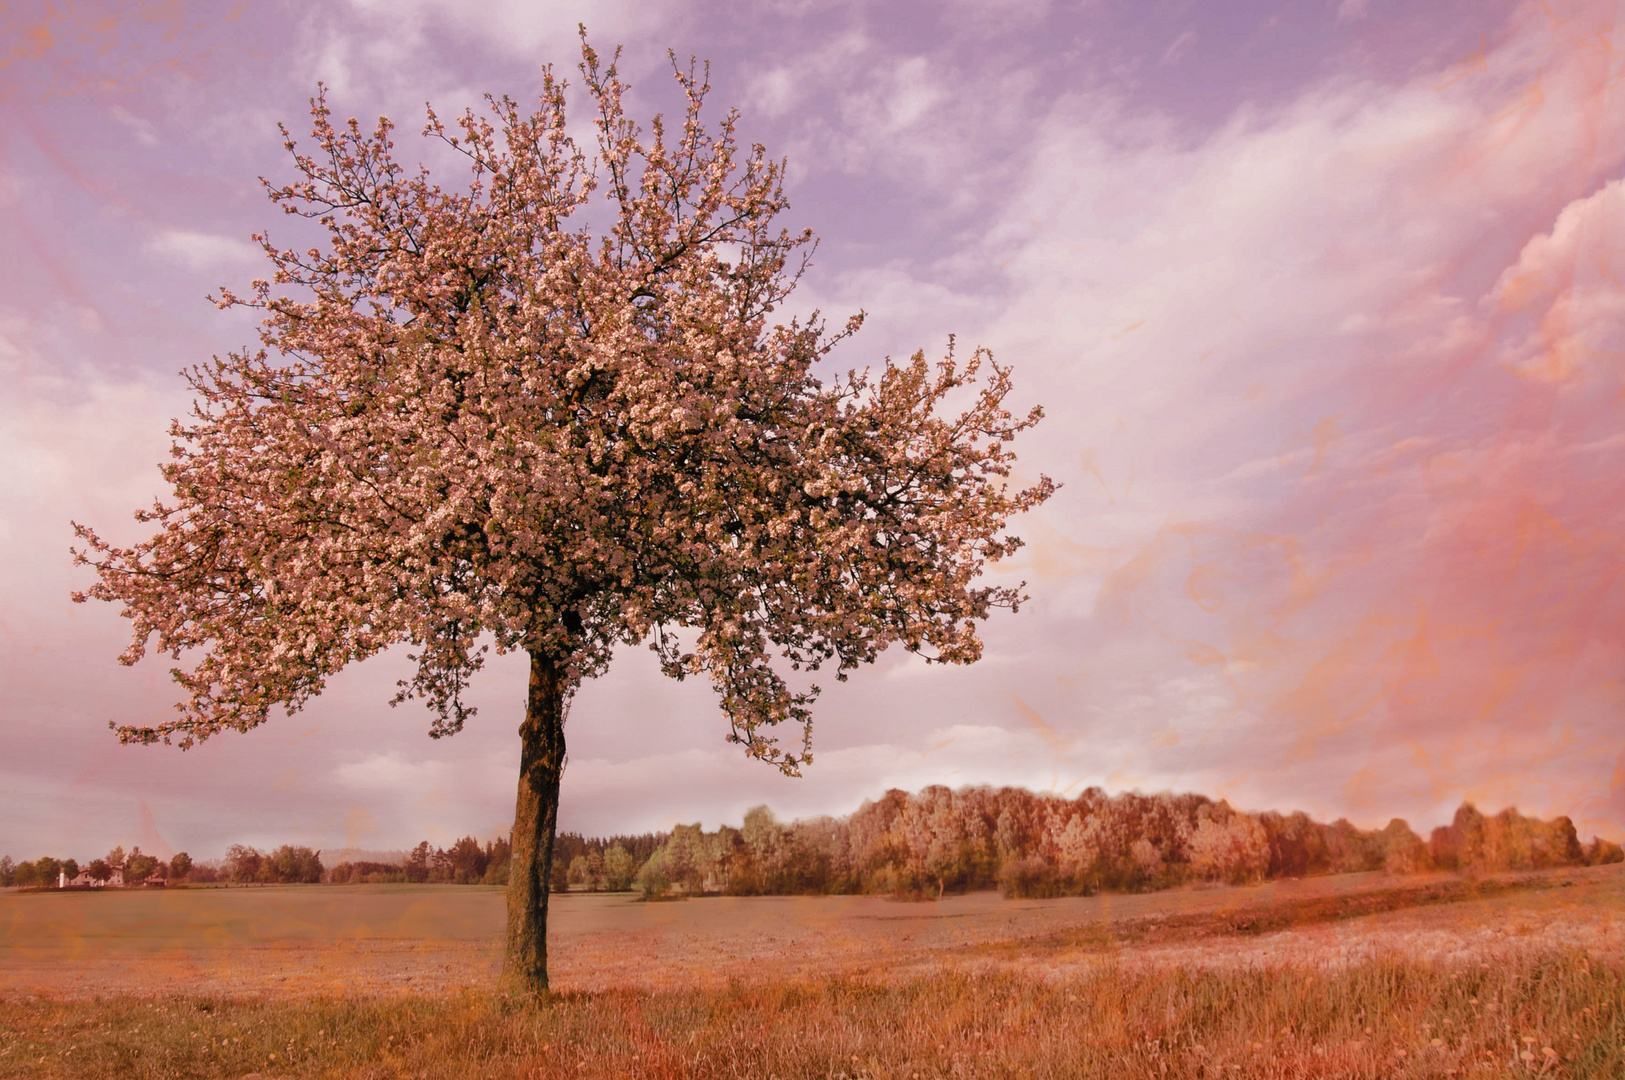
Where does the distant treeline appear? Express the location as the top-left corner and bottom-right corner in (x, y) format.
(627, 786), (1625, 899)
(326, 836), (514, 885)
(551, 832), (670, 893)
(0, 846), (190, 889)
(5, 787), (1619, 898)
(220, 844), (326, 884)
(326, 832), (667, 888)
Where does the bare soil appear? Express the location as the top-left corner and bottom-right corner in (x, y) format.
(2, 864), (1619, 999)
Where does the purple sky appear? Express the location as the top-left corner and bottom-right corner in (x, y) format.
(3, 0), (1623, 863)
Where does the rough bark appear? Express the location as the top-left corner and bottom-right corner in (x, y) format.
(505, 650), (566, 993)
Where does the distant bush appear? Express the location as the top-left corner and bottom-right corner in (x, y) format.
(1426, 805), (1610, 876)
(327, 861), (408, 885)
(125, 848), (161, 883)
(9, 859), (47, 887)
(998, 856), (1061, 899)
(635, 850), (672, 899)
(602, 844), (636, 891)
(224, 844), (323, 884)
(1585, 836), (1623, 865)
(551, 832), (666, 892)
(1379, 820), (1434, 876)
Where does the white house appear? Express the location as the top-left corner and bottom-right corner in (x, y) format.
(63, 863), (125, 887)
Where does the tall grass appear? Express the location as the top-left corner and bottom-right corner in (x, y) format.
(2, 948), (1618, 1079)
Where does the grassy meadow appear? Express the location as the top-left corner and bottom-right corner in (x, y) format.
(2, 866), (1621, 1078)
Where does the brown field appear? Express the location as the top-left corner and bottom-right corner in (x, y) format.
(1, 864), (1621, 1078)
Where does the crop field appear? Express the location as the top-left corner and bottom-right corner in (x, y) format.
(1, 864), (1621, 1078)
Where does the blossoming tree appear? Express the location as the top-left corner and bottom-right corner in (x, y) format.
(72, 39), (1053, 993)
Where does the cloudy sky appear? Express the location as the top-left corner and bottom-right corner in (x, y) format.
(3, 0), (1622, 863)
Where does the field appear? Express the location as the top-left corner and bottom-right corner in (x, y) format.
(1, 865), (1621, 1078)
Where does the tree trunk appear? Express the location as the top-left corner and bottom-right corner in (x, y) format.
(505, 650), (566, 994)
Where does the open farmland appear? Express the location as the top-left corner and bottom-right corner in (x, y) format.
(3, 865), (1622, 999)
(1, 865), (1621, 1078)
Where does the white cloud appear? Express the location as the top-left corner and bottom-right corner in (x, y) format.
(970, 8), (1625, 514)
(146, 229), (261, 273)
(343, 0), (671, 62)
(731, 29), (1045, 223)
(1336, 0), (1371, 22)
(941, 0), (1053, 30)
(1160, 29), (1196, 67)
(746, 66), (797, 119)
(333, 753), (447, 791)
(1487, 177), (1625, 384)
(110, 106), (161, 148)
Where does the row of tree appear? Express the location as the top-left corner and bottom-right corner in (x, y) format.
(0, 846), (193, 888)
(0, 844), (327, 887)
(327, 832), (670, 889)
(326, 836), (515, 885)
(0, 838), (516, 888)
(6, 788), (1619, 897)
(218, 844), (325, 884)
(628, 786), (1624, 899)
(550, 832), (668, 893)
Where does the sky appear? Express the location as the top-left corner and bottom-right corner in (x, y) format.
(2, 0), (1623, 863)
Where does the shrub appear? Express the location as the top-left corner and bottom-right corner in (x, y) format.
(602, 844), (636, 891)
(1585, 836), (1624, 865)
(635, 850), (672, 899)
(998, 856), (1062, 899)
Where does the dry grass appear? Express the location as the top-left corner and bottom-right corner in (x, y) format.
(1, 949), (1621, 1079)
